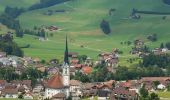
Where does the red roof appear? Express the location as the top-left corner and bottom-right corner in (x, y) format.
(82, 66), (92, 74)
(74, 64), (82, 68)
(70, 59), (79, 64)
(0, 80), (7, 85)
(46, 73), (64, 89)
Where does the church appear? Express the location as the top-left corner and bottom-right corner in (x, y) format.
(45, 36), (70, 99)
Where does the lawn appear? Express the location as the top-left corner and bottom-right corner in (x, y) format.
(157, 91), (170, 99)
(0, 24), (14, 34)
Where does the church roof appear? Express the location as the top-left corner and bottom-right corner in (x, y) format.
(46, 73), (64, 89)
(64, 35), (69, 64)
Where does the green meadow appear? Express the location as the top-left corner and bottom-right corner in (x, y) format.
(1, 0), (170, 66)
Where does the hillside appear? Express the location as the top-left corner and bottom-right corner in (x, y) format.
(1, 0), (170, 66)
(0, 0), (39, 13)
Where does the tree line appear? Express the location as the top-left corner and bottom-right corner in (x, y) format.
(28, 0), (70, 11)
(72, 60), (166, 82)
(0, 33), (23, 57)
(0, 67), (47, 87)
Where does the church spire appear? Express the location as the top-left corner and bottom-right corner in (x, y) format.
(64, 35), (69, 64)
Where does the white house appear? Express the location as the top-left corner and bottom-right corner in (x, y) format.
(70, 80), (82, 97)
(157, 84), (166, 90)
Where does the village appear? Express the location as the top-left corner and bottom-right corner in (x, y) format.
(0, 36), (169, 100)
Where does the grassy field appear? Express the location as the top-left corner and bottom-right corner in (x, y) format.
(0, 0), (39, 13)
(0, 24), (14, 34)
(158, 91), (170, 99)
(1, 0), (170, 66)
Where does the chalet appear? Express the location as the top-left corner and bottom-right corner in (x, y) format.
(110, 87), (138, 100)
(1, 87), (18, 99)
(140, 77), (170, 90)
(33, 83), (44, 94)
(70, 80), (82, 99)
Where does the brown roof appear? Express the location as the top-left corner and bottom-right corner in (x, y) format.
(46, 73), (64, 89)
(70, 59), (79, 64)
(141, 77), (170, 82)
(22, 80), (31, 86)
(52, 93), (65, 98)
(82, 66), (92, 74)
(2, 88), (18, 94)
(0, 80), (7, 85)
(74, 64), (82, 68)
(83, 83), (95, 90)
(70, 80), (81, 86)
(112, 87), (136, 96)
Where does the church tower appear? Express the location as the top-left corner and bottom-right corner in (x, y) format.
(62, 35), (70, 87)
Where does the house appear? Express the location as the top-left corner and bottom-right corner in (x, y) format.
(51, 93), (66, 100)
(74, 64), (82, 70)
(97, 90), (111, 100)
(110, 87), (138, 100)
(0, 52), (6, 58)
(23, 57), (34, 66)
(0, 80), (7, 90)
(70, 67), (76, 76)
(24, 92), (34, 99)
(1, 88), (18, 98)
(140, 77), (170, 91)
(85, 57), (93, 66)
(157, 84), (166, 90)
(70, 59), (79, 65)
(82, 66), (92, 74)
(70, 80), (82, 98)
(33, 83), (44, 94)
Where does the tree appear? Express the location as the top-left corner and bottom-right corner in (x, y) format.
(100, 19), (111, 34)
(139, 84), (149, 98)
(18, 94), (23, 99)
(153, 81), (160, 89)
(160, 43), (164, 49)
(163, 0), (170, 5)
(165, 42), (170, 49)
(167, 84), (170, 91)
(150, 92), (160, 100)
(16, 29), (24, 37)
(78, 55), (87, 63)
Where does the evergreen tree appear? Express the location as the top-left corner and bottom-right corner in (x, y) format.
(100, 19), (111, 34)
